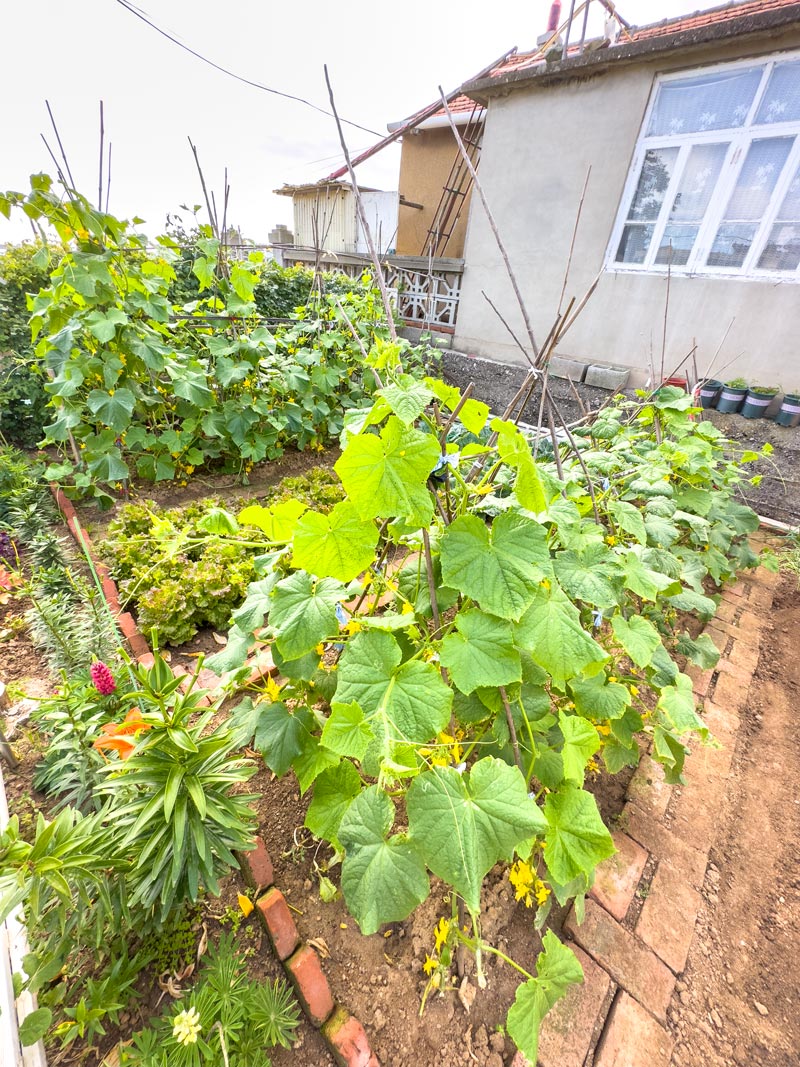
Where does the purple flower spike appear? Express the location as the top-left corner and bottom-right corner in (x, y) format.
(90, 661), (116, 696)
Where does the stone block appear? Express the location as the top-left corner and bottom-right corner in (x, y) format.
(626, 758), (671, 820)
(590, 833), (648, 921)
(685, 664), (714, 699)
(322, 1007), (381, 1067)
(622, 805), (708, 890)
(285, 944), (335, 1027)
(547, 355), (587, 382)
(257, 887), (300, 961)
(712, 668), (752, 714)
(565, 900), (675, 1022)
(584, 365), (631, 391)
(636, 862), (702, 974)
(537, 945), (612, 1067)
(594, 991), (674, 1067)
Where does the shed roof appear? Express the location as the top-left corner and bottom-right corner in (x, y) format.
(466, 0), (800, 97)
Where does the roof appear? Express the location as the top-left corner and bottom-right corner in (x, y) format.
(274, 180), (382, 197)
(467, 0), (800, 96)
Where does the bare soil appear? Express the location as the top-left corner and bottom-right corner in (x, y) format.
(668, 574), (800, 1067)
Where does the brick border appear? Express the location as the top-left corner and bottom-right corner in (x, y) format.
(516, 551), (780, 1067)
(240, 836), (381, 1066)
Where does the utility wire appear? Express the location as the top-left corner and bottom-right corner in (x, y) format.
(112, 0), (383, 138)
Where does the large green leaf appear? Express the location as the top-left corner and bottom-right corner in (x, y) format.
(85, 307), (127, 342)
(336, 630), (452, 751)
(569, 672), (631, 721)
(334, 416), (440, 525)
(270, 571), (345, 659)
(378, 375), (432, 425)
(506, 931), (584, 1067)
(320, 701), (374, 760)
(543, 784), (615, 884)
(559, 712), (601, 785)
(439, 610), (521, 695)
(514, 585), (607, 687)
(86, 387), (135, 432)
(338, 786), (429, 935)
(675, 631), (720, 670)
(609, 500), (646, 544)
(440, 511), (551, 621)
(254, 703), (311, 776)
(611, 614), (661, 668)
(657, 673), (708, 739)
(239, 499), (308, 541)
(554, 544), (619, 609)
(305, 761), (362, 847)
(292, 501), (377, 582)
(86, 449), (130, 483)
(407, 757), (547, 911)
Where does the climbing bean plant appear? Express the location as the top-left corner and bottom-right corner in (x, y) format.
(0, 177), (404, 505)
(198, 344), (763, 1062)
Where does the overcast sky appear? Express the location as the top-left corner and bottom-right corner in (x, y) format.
(2, 1), (730, 243)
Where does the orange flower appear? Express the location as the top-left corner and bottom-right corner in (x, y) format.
(93, 710), (151, 760)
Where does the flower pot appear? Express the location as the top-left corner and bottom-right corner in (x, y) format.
(716, 385), (747, 413)
(741, 388), (778, 419)
(698, 379), (722, 409)
(775, 393), (800, 427)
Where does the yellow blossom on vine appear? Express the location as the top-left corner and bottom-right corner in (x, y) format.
(423, 954), (437, 976)
(509, 859), (536, 907)
(534, 880), (551, 907)
(629, 684), (639, 696)
(433, 917), (450, 953)
(264, 675), (282, 702)
(606, 534), (617, 546)
(314, 643), (325, 656)
(595, 722), (611, 736)
(346, 619), (362, 636)
(401, 601), (415, 615)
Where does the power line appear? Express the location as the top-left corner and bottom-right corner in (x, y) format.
(113, 0), (383, 139)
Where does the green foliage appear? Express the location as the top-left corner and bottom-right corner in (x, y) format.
(98, 655), (258, 919)
(200, 370), (765, 1052)
(1, 178), (436, 503)
(121, 933), (299, 1067)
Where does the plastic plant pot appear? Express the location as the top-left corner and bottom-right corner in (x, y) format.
(741, 387), (778, 419)
(716, 384), (748, 414)
(776, 393), (800, 428)
(698, 379), (722, 409)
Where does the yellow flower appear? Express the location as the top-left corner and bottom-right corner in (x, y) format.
(606, 534), (617, 546)
(345, 619), (362, 636)
(433, 917), (450, 953)
(401, 601), (415, 616)
(534, 879), (551, 907)
(238, 893), (254, 917)
(509, 859), (535, 908)
(172, 1006), (202, 1046)
(314, 642), (325, 656)
(595, 722), (611, 736)
(629, 684), (639, 696)
(423, 954), (437, 975)
(265, 675), (283, 702)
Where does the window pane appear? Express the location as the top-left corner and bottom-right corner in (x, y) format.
(668, 143), (728, 221)
(724, 137), (794, 220)
(627, 147), (679, 220)
(616, 224), (655, 264)
(707, 224), (758, 269)
(757, 224), (800, 270)
(755, 60), (800, 125)
(655, 224), (700, 266)
(757, 164), (800, 270)
(648, 67), (762, 136)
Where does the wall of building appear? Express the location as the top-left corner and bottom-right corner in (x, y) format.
(293, 188), (354, 252)
(356, 191), (400, 254)
(454, 31), (800, 391)
(396, 126), (474, 258)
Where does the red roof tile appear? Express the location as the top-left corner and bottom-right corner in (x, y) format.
(488, 0), (800, 79)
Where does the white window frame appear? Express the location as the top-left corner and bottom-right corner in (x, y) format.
(605, 50), (800, 282)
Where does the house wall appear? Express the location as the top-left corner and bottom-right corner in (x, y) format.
(356, 191), (400, 254)
(396, 127), (474, 257)
(293, 188), (355, 252)
(454, 31), (800, 391)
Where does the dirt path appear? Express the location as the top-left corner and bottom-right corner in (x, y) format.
(669, 575), (800, 1067)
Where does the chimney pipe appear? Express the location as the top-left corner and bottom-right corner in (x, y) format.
(546, 1), (562, 33)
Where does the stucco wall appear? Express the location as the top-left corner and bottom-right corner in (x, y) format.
(397, 126), (473, 257)
(454, 32), (800, 391)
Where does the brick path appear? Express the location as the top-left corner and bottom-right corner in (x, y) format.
(513, 554), (780, 1067)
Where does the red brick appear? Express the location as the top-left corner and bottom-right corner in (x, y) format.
(626, 758), (671, 820)
(257, 887), (300, 961)
(537, 946), (612, 1067)
(565, 900), (675, 1023)
(244, 648), (277, 686)
(702, 702), (739, 746)
(285, 944), (335, 1027)
(137, 653), (156, 670)
(240, 836), (275, 890)
(636, 862), (701, 974)
(749, 566), (781, 589)
(322, 1006), (381, 1067)
(713, 600), (739, 624)
(594, 991), (674, 1067)
(118, 612), (138, 639)
(622, 805), (708, 890)
(684, 664), (714, 698)
(725, 639), (761, 674)
(711, 667), (752, 714)
(748, 584), (775, 612)
(720, 579), (748, 600)
(590, 833), (648, 922)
